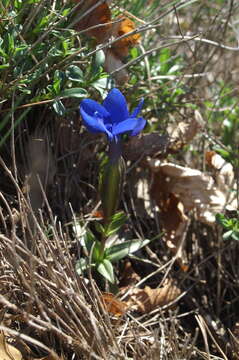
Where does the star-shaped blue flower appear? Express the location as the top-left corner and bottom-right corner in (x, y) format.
(79, 88), (146, 142)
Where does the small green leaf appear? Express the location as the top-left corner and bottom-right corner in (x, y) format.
(105, 211), (127, 237)
(105, 238), (151, 262)
(213, 147), (231, 160)
(73, 222), (96, 248)
(75, 258), (89, 275)
(53, 70), (65, 96)
(130, 47), (138, 59)
(92, 77), (109, 97)
(223, 230), (234, 240)
(53, 79), (61, 95)
(216, 213), (230, 228)
(92, 240), (102, 262)
(73, 222), (102, 261)
(84, 230), (96, 253)
(97, 259), (115, 283)
(80, 231), (101, 261)
(94, 50), (105, 68)
(53, 100), (65, 116)
(0, 63), (10, 69)
(7, 33), (14, 54)
(94, 221), (105, 235)
(76, 257), (96, 275)
(66, 65), (83, 82)
(59, 87), (88, 99)
(232, 232), (239, 241)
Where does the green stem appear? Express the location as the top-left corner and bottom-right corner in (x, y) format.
(99, 139), (125, 256)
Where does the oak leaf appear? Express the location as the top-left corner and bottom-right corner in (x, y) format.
(74, 1), (112, 44)
(0, 331), (23, 360)
(73, 1), (140, 84)
(123, 280), (181, 313)
(149, 154), (237, 266)
(101, 293), (128, 317)
(168, 110), (205, 151)
(111, 16), (141, 59)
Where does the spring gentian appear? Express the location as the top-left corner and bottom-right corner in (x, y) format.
(79, 88), (146, 144)
(79, 88), (146, 223)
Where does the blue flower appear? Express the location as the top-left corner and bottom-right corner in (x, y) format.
(79, 88), (146, 142)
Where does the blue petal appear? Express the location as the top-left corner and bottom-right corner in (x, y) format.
(131, 98), (144, 117)
(80, 99), (113, 139)
(112, 117), (146, 137)
(103, 88), (129, 125)
(130, 117), (146, 136)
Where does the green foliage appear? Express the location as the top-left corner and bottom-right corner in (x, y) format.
(104, 211), (128, 238)
(216, 213), (239, 241)
(0, 1), (111, 146)
(206, 82), (239, 159)
(74, 212), (152, 284)
(128, 45), (187, 132)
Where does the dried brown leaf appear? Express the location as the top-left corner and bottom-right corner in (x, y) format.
(73, 1), (140, 84)
(168, 110), (205, 151)
(150, 156), (237, 225)
(149, 155), (237, 265)
(150, 164), (190, 268)
(119, 261), (141, 288)
(0, 331), (23, 360)
(124, 280), (181, 313)
(74, 1), (112, 43)
(101, 293), (128, 317)
(111, 16), (141, 59)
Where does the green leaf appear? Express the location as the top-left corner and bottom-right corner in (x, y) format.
(213, 147), (231, 160)
(66, 65), (83, 82)
(97, 259), (115, 283)
(75, 257), (96, 275)
(223, 230), (234, 240)
(159, 48), (170, 74)
(7, 33), (15, 54)
(78, 228), (101, 260)
(94, 221), (105, 235)
(232, 232), (239, 241)
(83, 230), (96, 253)
(94, 50), (105, 68)
(105, 211), (127, 237)
(59, 87), (88, 99)
(216, 213), (229, 228)
(53, 100), (65, 116)
(105, 238), (151, 263)
(53, 70), (65, 95)
(91, 240), (102, 263)
(53, 79), (61, 95)
(73, 222), (103, 261)
(0, 63), (10, 69)
(130, 47), (138, 59)
(75, 258), (89, 275)
(73, 222), (96, 247)
(92, 77), (109, 97)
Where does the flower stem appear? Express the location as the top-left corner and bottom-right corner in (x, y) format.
(108, 137), (122, 164)
(99, 139), (125, 256)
